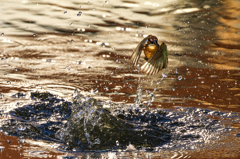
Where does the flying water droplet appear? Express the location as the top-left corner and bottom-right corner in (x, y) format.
(175, 69), (178, 74)
(1, 33), (4, 36)
(18, 125), (26, 131)
(172, 87), (175, 91)
(33, 34), (36, 37)
(162, 73), (168, 78)
(63, 11), (67, 14)
(105, 1), (109, 3)
(1, 57), (5, 61)
(18, 138), (25, 144)
(178, 75), (182, 81)
(77, 11), (82, 16)
(14, 68), (18, 71)
(134, 86), (142, 105)
(104, 86), (109, 91)
(71, 39), (74, 42)
(150, 93), (155, 102)
(93, 138), (100, 144)
(116, 140), (119, 146)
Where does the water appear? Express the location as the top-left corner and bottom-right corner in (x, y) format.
(0, 0), (240, 158)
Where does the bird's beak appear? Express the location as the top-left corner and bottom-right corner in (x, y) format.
(153, 40), (159, 47)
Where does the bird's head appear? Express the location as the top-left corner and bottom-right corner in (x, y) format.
(149, 35), (159, 47)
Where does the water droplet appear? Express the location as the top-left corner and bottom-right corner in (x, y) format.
(105, 1), (109, 3)
(0, 93), (3, 99)
(162, 73), (168, 78)
(7, 81), (11, 84)
(63, 11), (67, 14)
(71, 39), (74, 42)
(18, 138), (25, 144)
(77, 11), (82, 16)
(88, 66), (91, 69)
(104, 86), (109, 91)
(94, 138), (100, 144)
(116, 140), (119, 146)
(178, 75), (182, 81)
(33, 34), (36, 37)
(1, 57), (5, 61)
(94, 88), (99, 93)
(172, 87), (175, 91)
(201, 81), (204, 84)
(175, 69), (178, 74)
(150, 93), (155, 102)
(157, 81), (161, 84)
(1, 33), (4, 36)
(7, 140), (11, 144)
(14, 68), (18, 71)
(93, 8), (95, 11)
(18, 125), (26, 131)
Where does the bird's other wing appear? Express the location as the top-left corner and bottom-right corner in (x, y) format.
(131, 35), (149, 66)
(141, 42), (168, 75)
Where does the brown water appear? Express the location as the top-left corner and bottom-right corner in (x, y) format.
(0, 0), (240, 158)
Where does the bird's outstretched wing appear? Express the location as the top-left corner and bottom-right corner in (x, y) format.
(131, 35), (149, 66)
(141, 42), (168, 75)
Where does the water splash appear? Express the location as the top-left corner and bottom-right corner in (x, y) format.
(134, 85), (142, 105)
(0, 91), (239, 151)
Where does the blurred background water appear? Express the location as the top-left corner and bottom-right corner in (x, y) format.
(0, 0), (240, 158)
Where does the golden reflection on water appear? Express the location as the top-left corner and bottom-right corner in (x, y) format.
(0, 0), (240, 158)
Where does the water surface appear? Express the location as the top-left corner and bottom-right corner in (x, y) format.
(0, 0), (240, 158)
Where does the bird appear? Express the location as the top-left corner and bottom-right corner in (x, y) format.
(131, 35), (168, 75)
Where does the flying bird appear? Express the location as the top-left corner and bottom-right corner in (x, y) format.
(131, 35), (168, 75)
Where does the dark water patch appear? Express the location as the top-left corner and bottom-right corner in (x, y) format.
(1, 91), (239, 152)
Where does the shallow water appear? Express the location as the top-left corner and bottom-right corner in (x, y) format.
(0, 0), (240, 158)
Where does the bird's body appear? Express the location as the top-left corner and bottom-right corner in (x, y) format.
(143, 44), (158, 60)
(131, 35), (168, 75)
